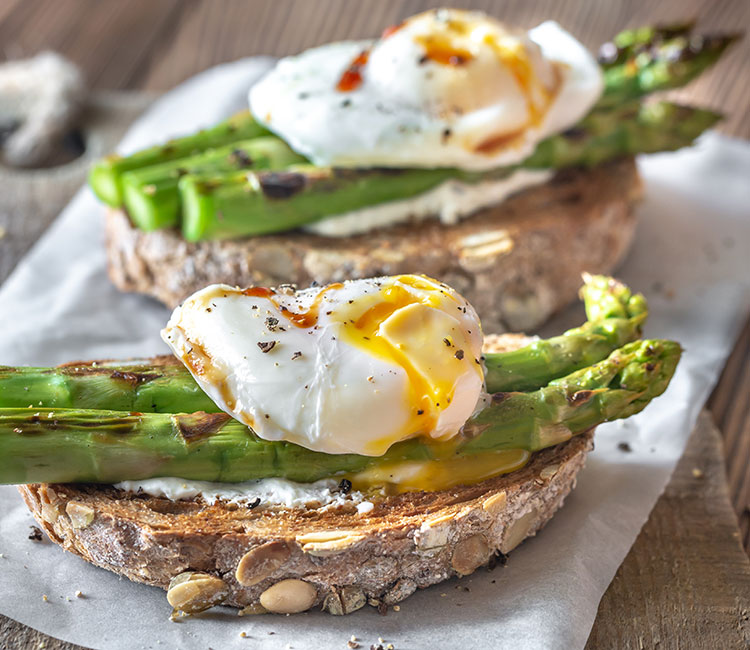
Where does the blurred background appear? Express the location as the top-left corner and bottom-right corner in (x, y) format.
(0, 0), (747, 134)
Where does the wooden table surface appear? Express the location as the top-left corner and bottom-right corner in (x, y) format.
(0, 1), (748, 648)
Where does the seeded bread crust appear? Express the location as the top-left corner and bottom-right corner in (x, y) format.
(17, 334), (595, 615)
(105, 157), (641, 333)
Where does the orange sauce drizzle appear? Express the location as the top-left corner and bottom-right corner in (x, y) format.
(336, 50), (370, 92)
(242, 287), (276, 298)
(415, 34), (473, 65)
(277, 283), (344, 328)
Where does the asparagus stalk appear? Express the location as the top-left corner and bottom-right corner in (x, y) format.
(121, 137), (307, 231)
(484, 274), (647, 393)
(597, 28), (739, 110)
(179, 102), (719, 240)
(460, 339), (681, 455)
(598, 22), (695, 67)
(0, 274), (644, 409)
(88, 111), (269, 207)
(0, 360), (220, 413)
(0, 339), (680, 485)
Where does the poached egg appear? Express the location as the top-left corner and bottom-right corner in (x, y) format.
(249, 9), (602, 170)
(162, 275), (485, 456)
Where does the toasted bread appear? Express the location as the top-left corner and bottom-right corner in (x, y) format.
(17, 334), (596, 615)
(105, 158), (641, 333)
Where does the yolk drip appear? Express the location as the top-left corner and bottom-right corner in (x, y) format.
(335, 275), (481, 454)
(483, 33), (558, 130)
(347, 448), (531, 493)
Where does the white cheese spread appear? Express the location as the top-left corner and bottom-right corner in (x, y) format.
(115, 476), (373, 512)
(304, 168), (552, 237)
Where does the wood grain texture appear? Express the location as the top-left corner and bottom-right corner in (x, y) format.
(0, 1), (748, 648)
(586, 412), (750, 650)
(708, 316), (750, 551)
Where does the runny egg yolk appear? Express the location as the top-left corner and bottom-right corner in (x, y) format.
(331, 276), (483, 454)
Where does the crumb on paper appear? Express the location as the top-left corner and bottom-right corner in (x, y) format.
(239, 631), (247, 638)
(393, 605), (400, 611)
(617, 442), (632, 453)
(75, 590), (83, 598)
(347, 640), (360, 649)
(41, 594), (48, 602)
(28, 526), (43, 541)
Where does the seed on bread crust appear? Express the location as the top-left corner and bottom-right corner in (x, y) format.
(323, 586), (366, 615)
(236, 541), (291, 586)
(65, 502), (95, 529)
(539, 464), (560, 481)
(167, 571), (229, 614)
(482, 491), (507, 515)
(415, 512), (455, 551)
(259, 579), (317, 614)
(451, 534), (490, 575)
(501, 509), (537, 554)
(296, 530), (366, 556)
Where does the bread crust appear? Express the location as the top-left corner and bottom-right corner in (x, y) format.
(105, 158), (641, 332)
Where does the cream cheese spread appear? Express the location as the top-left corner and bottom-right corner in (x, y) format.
(115, 476), (374, 513)
(303, 168), (553, 237)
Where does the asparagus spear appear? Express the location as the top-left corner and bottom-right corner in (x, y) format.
(460, 339), (680, 455)
(0, 339), (680, 485)
(597, 29), (739, 109)
(484, 274), (647, 393)
(0, 275), (649, 407)
(598, 22), (695, 67)
(179, 102), (719, 240)
(88, 111), (269, 207)
(121, 137), (307, 231)
(0, 360), (220, 413)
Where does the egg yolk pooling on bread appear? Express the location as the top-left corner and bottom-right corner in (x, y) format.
(162, 275), (485, 456)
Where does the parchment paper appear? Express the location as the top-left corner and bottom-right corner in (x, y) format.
(1, 58), (749, 650)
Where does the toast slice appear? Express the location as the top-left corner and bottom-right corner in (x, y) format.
(105, 158), (641, 333)
(17, 333), (597, 615)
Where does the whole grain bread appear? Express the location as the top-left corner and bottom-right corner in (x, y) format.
(17, 334), (597, 615)
(105, 158), (641, 333)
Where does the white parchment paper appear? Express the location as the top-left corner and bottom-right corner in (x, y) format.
(0, 58), (749, 650)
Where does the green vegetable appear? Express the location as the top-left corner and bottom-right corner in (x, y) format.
(179, 102), (719, 240)
(597, 26), (739, 109)
(88, 111), (268, 207)
(0, 339), (680, 485)
(121, 137), (307, 231)
(484, 273), (647, 393)
(0, 359), (219, 413)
